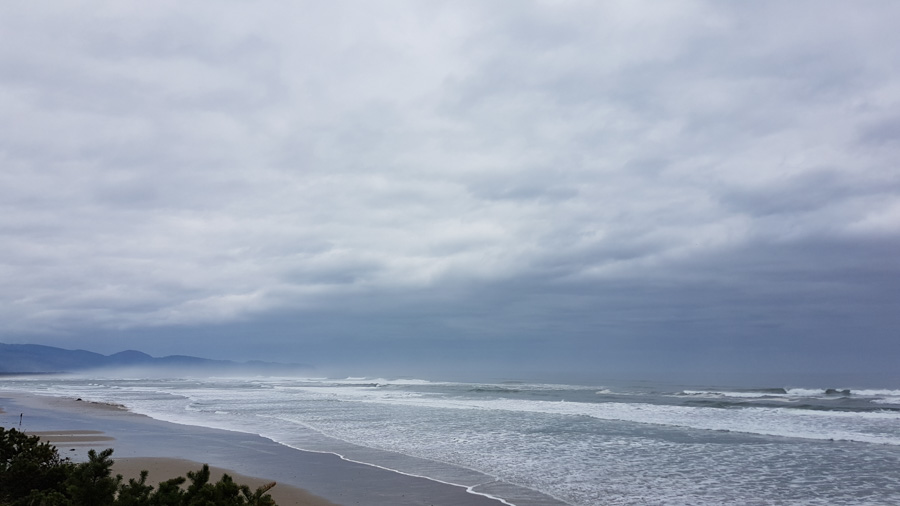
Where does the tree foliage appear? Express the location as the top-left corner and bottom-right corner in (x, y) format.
(0, 427), (277, 506)
(1, 427), (72, 502)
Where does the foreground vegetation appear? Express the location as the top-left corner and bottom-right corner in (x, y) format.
(0, 427), (277, 506)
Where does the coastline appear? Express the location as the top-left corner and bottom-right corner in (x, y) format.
(16, 429), (327, 505)
(112, 458), (334, 506)
(0, 390), (510, 506)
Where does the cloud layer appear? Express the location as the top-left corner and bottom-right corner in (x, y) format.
(2, 1), (898, 376)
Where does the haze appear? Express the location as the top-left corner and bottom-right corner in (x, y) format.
(2, 1), (898, 384)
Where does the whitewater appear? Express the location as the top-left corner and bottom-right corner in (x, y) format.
(3, 375), (900, 505)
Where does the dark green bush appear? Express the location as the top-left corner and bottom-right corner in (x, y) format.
(1, 427), (73, 504)
(0, 427), (277, 506)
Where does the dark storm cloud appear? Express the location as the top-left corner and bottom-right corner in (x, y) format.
(1, 1), (898, 376)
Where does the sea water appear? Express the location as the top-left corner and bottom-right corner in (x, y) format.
(3, 375), (900, 505)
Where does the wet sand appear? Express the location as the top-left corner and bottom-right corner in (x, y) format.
(0, 391), (506, 506)
(112, 457), (336, 506)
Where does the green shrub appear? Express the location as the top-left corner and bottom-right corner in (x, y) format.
(0, 427), (278, 506)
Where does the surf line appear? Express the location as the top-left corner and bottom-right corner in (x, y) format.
(277, 442), (517, 506)
(56, 396), (526, 505)
(258, 415), (530, 505)
(100, 404), (520, 505)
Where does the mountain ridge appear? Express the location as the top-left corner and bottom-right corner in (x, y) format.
(0, 342), (309, 375)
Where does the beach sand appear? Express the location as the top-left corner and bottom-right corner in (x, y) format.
(112, 457), (337, 506)
(21, 431), (331, 505)
(5, 410), (336, 506)
(0, 391), (506, 506)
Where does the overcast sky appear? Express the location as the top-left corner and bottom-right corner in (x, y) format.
(2, 1), (898, 382)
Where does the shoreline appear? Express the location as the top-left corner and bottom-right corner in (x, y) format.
(0, 390), (517, 506)
(21, 428), (323, 504)
(1, 396), (336, 506)
(112, 457), (334, 506)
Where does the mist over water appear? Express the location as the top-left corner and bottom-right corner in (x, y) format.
(4, 373), (900, 506)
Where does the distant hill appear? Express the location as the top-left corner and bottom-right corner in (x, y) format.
(0, 342), (309, 375)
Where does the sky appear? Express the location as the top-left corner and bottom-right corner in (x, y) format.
(2, 1), (899, 382)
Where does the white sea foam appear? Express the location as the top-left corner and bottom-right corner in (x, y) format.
(403, 398), (897, 445)
(784, 388), (830, 396)
(682, 388), (842, 398)
(21, 378), (900, 446)
(6, 376), (900, 506)
(854, 389), (900, 396)
(681, 390), (773, 398)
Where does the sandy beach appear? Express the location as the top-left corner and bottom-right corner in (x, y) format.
(19, 428), (330, 506)
(0, 391), (505, 506)
(112, 458), (337, 506)
(2, 399), (335, 506)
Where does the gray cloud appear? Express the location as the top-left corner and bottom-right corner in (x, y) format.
(1, 1), (898, 378)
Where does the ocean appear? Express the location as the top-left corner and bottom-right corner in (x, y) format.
(3, 375), (900, 505)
